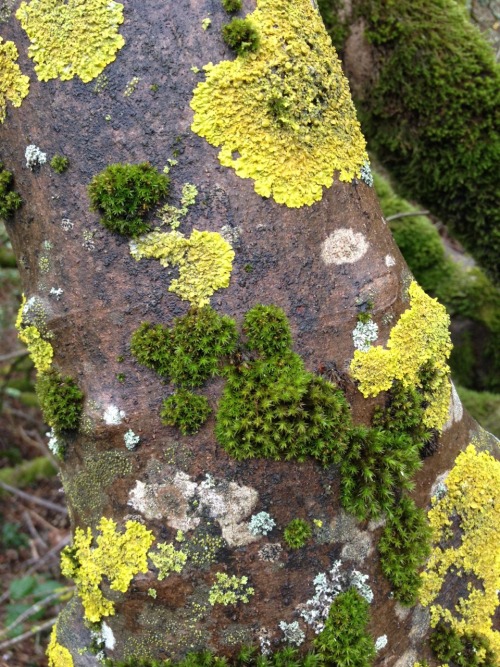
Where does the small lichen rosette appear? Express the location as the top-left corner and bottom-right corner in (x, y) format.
(190, 0), (368, 207)
(350, 281), (452, 430)
(420, 445), (500, 657)
(0, 37), (30, 123)
(16, 0), (125, 83)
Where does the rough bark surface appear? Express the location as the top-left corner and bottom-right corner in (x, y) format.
(0, 1), (497, 665)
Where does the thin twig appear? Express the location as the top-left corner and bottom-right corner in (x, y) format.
(386, 210), (430, 222)
(0, 588), (72, 640)
(23, 510), (43, 558)
(0, 349), (28, 363)
(0, 617), (57, 651)
(4, 406), (41, 427)
(0, 482), (68, 515)
(25, 535), (71, 574)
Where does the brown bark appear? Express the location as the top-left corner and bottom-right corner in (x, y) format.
(0, 1), (496, 665)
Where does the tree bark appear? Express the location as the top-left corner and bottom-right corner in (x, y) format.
(1, 1), (497, 665)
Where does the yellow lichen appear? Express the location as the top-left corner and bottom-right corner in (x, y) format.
(16, 295), (54, 373)
(148, 542), (187, 580)
(420, 445), (500, 658)
(130, 229), (234, 307)
(16, 0), (125, 83)
(47, 623), (73, 667)
(190, 0), (368, 208)
(350, 281), (452, 430)
(0, 37), (30, 123)
(60, 517), (154, 623)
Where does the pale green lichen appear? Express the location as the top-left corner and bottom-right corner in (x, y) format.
(148, 542), (187, 580)
(16, 0), (125, 83)
(159, 183), (198, 229)
(16, 295), (53, 373)
(420, 444), (500, 657)
(208, 572), (254, 605)
(350, 281), (452, 430)
(60, 517), (154, 623)
(191, 0), (368, 207)
(0, 37), (30, 123)
(130, 229), (234, 307)
(47, 623), (73, 667)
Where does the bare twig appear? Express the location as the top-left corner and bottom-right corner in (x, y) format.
(0, 617), (57, 651)
(385, 210), (430, 222)
(25, 535), (71, 574)
(0, 481), (68, 515)
(0, 349), (28, 363)
(23, 510), (43, 558)
(0, 588), (72, 640)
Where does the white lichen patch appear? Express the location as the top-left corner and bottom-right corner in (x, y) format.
(321, 228), (369, 265)
(49, 287), (64, 300)
(103, 404), (125, 425)
(385, 254), (396, 267)
(352, 320), (379, 352)
(25, 144), (46, 169)
(279, 621), (305, 646)
(124, 429), (140, 450)
(101, 621), (115, 650)
(442, 381), (463, 431)
(46, 429), (63, 458)
(359, 162), (373, 188)
(128, 471), (259, 546)
(61, 218), (73, 231)
(375, 635), (388, 652)
(249, 511), (276, 536)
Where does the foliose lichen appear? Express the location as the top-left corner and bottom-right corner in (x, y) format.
(124, 429), (140, 450)
(279, 621), (305, 646)
(249, 511), (276, 536)
(159, 183), (198, 230)
(47, 623), (74, 667)
(60, 517), (154, 622)
(148, 542), (187, 580)
(0, 38), (30, 123)
(208, 573), (254, 605)
(16, 0), (125, 83)
(25, 144), (47, 169)
(191, 0), (367, 207)
(350, 280), (452, 430)
(16, 295), (54, 373)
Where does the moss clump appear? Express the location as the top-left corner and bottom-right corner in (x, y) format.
(222, 18), (260, 55)
(131, 307), (237, 388)
(352, 0), (500, 282)
(314, 588), (376, 667)
(161, 390), (211, 435)
(339, 426), (421, 521)
(283, 518), (312, 549)
(216, 306), (352, 465)
(378, 495), (431, 605)
(36, 369), (83, 434)
(221, 0), (242, 12)
(50, 154), (69, 173)
(88, 163), (170, 237)
(430, 622), (496, 667)
(0, 162), (22, 218)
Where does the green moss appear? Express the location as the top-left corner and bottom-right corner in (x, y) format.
(222, 18), (260, 55)
(378, 495), (431, 605)
(283, 518), (312, 550)
(161, 390), (211, 435)
(216, 306), (352, 465)
(0, 163), (22, 218)
(221, 0), (242, 13)
(314, 588), (376, 667)
(131, 307), (237, 387)
(350, 0), (500, 282)
(50, 154), (69, 173)
(88, 163), (170, 237)
(36, 369), (83, 434)
(430, 622), (496, 667)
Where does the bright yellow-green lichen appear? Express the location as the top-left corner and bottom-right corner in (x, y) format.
(0, 37), (30, 123)
(190, 0), (368, 208)
(420, 445), (500, 657)
(16, 0), (125, 83)
(350, 281), (452, 430)
(148, 542), (187, 580)
(47, 623), (73, 667)
(208, 572), (254, 605)
(130, 229), (234, 307)
(60, 517), (154, 623)
(16, 295), (53, 373)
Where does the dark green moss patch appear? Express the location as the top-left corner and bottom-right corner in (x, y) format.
(430, 622), (496, 667)
(222, 18), (260, 55)
(50, 154), (69, 173)
(283, 518), (312, 550)
(35, 370), (83, 434)
(161, 390), (211, 435)
(222, 0), (242, 12)
(0, 162), (22, 219)
(88, 163), (170, 237)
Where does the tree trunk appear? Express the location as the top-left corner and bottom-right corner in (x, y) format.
(1, 1), (497, 666)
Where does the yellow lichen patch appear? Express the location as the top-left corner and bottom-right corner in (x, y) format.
(0, 38), (30, 123)
(47, 624), (73, 667)
(190, 0), (368, 208)
(16, 0), (125, 83)
(420, 445), (500, 658)
(16, 296), (54, 373)
(60, 517), (154, 623)
(130, 229), (234, 307)
(350, 281), (452, 430)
